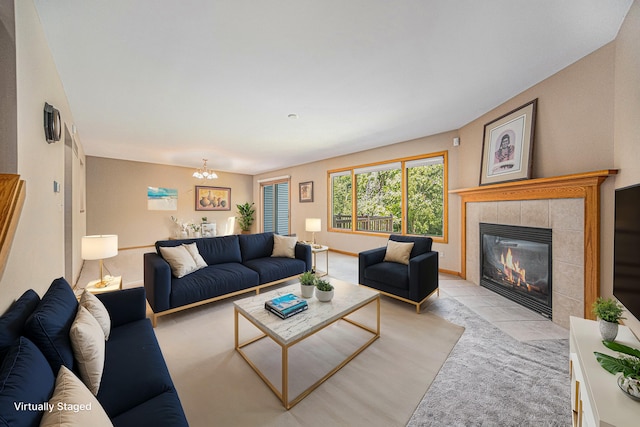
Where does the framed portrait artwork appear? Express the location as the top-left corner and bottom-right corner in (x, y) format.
(479, 99), (537, 185)
(299, 181), (314, 203)
(195, 186), (231, 211)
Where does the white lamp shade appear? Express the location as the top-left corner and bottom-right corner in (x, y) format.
(81, 235), (118, 260)
(305, 218), (321, 232)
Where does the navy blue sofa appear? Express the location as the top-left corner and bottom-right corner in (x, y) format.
(0, 278), (188, 427)
(359, 235), (439, 313)
(144, 232), (312, 326)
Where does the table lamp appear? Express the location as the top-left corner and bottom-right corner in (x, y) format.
(305, 218), (321, 245)
(82, 235), (118, 288)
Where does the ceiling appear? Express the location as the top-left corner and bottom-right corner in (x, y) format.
(33, 0), (633, 175)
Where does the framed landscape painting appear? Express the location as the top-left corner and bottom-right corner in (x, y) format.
(147, 187), (177, 211)
(195, 186), (231, 211)
(479, 99), (537, 185)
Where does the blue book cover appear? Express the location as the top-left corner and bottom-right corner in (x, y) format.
(265, 293), (308, 318)
(268, 293), (305, 311)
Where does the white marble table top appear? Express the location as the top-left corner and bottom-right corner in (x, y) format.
(234, 277), (379, 345)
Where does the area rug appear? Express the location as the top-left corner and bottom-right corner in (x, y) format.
(408, 298), (571, 427)
(153, 293), (464, 427)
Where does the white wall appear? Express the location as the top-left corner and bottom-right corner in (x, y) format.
(0, 0), (85, 311)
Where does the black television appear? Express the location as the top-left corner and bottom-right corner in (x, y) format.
(613, 183), (640, 321)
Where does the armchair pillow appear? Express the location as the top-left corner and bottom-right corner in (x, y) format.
(69, 306), (105, 395)
(271, 234), (297, 258)
(79, 290), (111, 340)
(383, 240), (415, 265)
(40, 366), (113, 427)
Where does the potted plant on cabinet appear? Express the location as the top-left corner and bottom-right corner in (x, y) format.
(594, 341), (640, 399)
(299, 271), (316, 298)
(315, 279), (334, 302)
(592, 297), (625, 341)
(236, 202), (255, 234)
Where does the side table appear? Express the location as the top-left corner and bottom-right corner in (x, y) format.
(85, 275), (122, 294)
(310, 245), (329, 277)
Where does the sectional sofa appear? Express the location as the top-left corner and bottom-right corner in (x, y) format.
(0, 277), (188, 427)
(144, 232), (312, 326)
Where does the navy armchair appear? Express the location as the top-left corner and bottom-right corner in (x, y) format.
(359, 235), (439, 313)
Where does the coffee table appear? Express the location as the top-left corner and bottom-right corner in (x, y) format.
(233, 277), (380, 409)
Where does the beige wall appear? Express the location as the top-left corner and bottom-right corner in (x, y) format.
(613, 0), (640, 333)
(0, 0), (86, 312)
(86, 157), (253, 248)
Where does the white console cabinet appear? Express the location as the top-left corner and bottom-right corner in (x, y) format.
(569, 316), (640, 426)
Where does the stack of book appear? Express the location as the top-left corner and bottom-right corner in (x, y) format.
(265, 293), (308, 319)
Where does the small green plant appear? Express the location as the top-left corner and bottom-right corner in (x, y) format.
(299, 271), (316, 286)
(315, 279), (334, 292)
(595, 341), (640, 380)
(592, 297), (625, 323)
(236, 202), (255, 232)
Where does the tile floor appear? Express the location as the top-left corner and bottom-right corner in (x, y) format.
(326, 250), (569, 342)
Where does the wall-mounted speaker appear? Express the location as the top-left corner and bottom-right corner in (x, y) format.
(44, 102), (61, 143)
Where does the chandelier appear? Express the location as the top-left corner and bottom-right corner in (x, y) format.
(192, 159), (218, 180)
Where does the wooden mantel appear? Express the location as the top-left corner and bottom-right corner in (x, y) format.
(450, 169), (618, 320)
(0, 174), (26, 281)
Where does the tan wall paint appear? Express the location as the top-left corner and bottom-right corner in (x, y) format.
(613, 0), (640, 334)
(86, 157), (253, 248)
(0, 0), (86, 312)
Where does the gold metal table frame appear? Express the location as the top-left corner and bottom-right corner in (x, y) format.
(234, 295), (380, 410)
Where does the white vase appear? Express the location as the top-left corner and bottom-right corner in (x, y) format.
(599, 319), (619, 341)
(316, 289), (334, 302)
(194, 231), (201, 238)
(300, 284), (315, 299)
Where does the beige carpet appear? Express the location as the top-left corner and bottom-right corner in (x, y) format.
(153, 292), (464, 427)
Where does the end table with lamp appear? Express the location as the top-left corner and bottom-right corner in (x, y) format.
(81, 234), (120, 294)
(304, 218), (328, 276)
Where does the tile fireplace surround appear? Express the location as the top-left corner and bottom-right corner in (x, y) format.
(451, 170), (617, 329)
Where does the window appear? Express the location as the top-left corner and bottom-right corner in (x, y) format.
(330, 171), (352, 230)
(406, 156), (444, 237)
(262, 180), (289, 235)
(328, 152), (447, 241)
(355, 163), (401, 233)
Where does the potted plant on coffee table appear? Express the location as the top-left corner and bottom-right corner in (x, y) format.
(315, 279), (334, 302)
(592, 297), (625, 341)
(299, 271), (316, 298)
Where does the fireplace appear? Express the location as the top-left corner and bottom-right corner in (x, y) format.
(480, 223), (552, 318)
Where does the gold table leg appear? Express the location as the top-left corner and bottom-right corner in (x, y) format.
(235, 296), (381, 409)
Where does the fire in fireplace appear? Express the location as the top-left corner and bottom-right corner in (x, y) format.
(480, 223), (552, 318)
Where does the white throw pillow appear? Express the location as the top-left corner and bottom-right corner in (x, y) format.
(183, 242), (208, 269)
(69, 306), (105, 395)
(271, 234), (297, 258)
(79, 290), (111, 340)
(383, 240), (415, 265)
(39, 366), (113, 427)
(159, 245), (198, 278)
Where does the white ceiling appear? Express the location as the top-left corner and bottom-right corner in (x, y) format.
(33, 0), (632, 175)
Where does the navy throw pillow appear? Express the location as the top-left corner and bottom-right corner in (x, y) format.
(24, 278), (78, 374)
(0, 336), (55, 427)
(0, 290), (40, 361)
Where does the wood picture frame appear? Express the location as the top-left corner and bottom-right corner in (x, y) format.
(299, 181), (314, 203)
(479, 99), (537, 185)
(195, 186), (231, 211)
